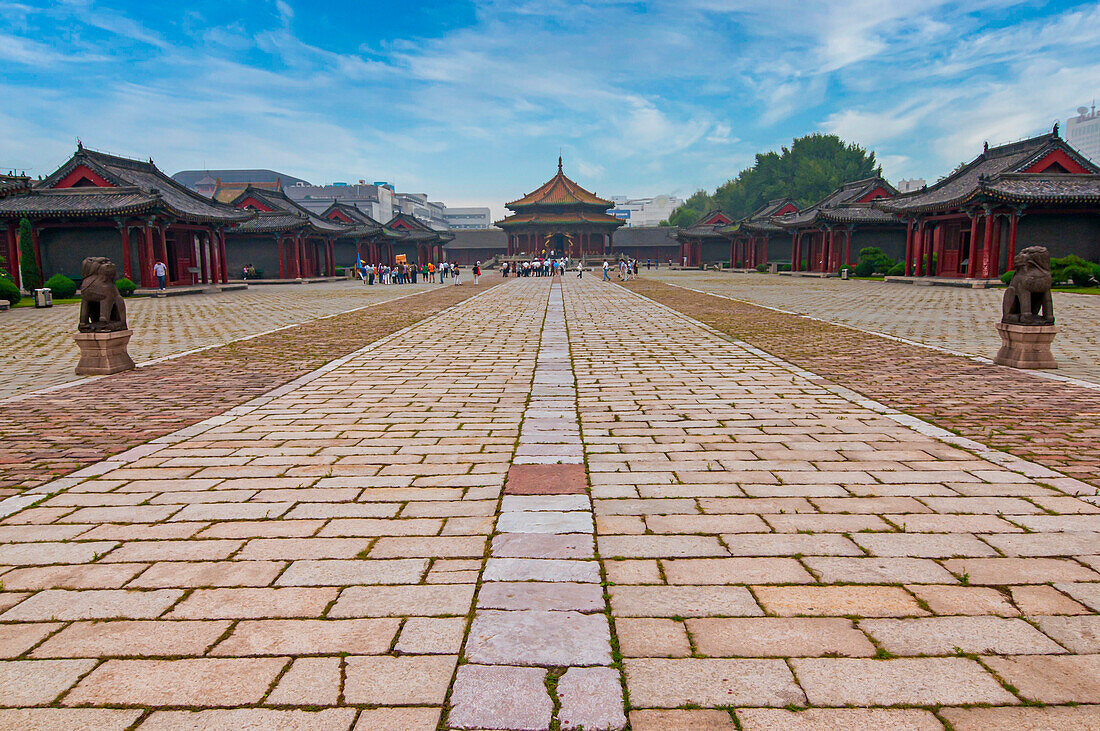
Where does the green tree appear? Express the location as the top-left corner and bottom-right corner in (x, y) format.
(669, 133), (882, 224)
(667, 189), (712, 227)
(18, 218), (40, 291)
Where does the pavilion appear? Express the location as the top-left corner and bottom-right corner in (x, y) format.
(0, 146), (251, 289)
(224, 187), (346, 279)
(721, 198), (800, 269)
(320, 201), (388, 267)
(675, 211), (734, 267)
(878, 128), (1100, 279)
(385, 213), (453, 266)
(497, 158), (624, 260)
(776, 177), (904, 273)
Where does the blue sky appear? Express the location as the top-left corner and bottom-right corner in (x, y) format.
(2, 0), (1098, 218)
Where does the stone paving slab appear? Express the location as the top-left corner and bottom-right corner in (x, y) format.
(0, 274), (1096, 728)
(644, 269), (1100, 384)
(0, 279), (443, 400)
(0, 278), (499, 496)
(625, 276), (1100, 491)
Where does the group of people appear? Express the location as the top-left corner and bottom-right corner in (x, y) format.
(355, 260), (481, 286)
(601, 259), (638, 281)
(502, 258), (570, 278)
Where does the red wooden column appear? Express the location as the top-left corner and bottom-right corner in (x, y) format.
(1007, 210), (1020, 270)
(296, 236), (305, 278)
(276, 236), (285, 279)
(142, 224), (155, 287)
(980, 207), (994, 278)
(762, 235), (769, 266)
(791, 233), (798, 271)
(120, 223), (134, 281)
(729, 237), (735, 268)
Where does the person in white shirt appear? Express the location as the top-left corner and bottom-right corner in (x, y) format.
(602, 261), (610, 281)
(153, 260), (168, 290)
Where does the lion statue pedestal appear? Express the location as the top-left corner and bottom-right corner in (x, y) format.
(74, 256), (135, 376)
(994, 246), (1057, 369)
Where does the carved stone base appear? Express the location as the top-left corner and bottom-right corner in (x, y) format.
(75, 330), (135, 376)
(994, 323), (1058, 369)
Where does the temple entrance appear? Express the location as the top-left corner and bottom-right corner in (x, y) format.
(548, 233), (566, 258)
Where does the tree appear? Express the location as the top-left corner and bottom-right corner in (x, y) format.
(18, 218), (40, 291)
(667, 190), (712, 227)
(669, 133), (882, 224)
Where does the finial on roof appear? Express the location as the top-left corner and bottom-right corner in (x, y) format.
(558, 155), (563, 173)
(983, 141), (989, 153)
(1053, 121), (1060, 137)
(76, 138), (83, 151)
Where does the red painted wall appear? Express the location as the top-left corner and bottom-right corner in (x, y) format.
(1023, 149), (1091, 174)
(53, 165), (114, 189)
(235, 196), (274, 212)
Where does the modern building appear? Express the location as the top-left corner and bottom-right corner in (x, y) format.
(879, 127), (1100, 279)
(443, 229), (504, 265)
(395, 193), (448, 230)
(1, 146), (251, 289)
(1066, 104), (1100, 163)
(895, 178), (927, 193)
(285, 181), (396, 225)
(609, 194), (683, 226)
(497, 158), (624, 259)
(172, 169), (309, 204)
(444, 207), (492, 229)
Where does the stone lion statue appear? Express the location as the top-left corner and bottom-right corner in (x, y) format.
(1002, 246), (1054, 325)
(78, 257), (128, 333)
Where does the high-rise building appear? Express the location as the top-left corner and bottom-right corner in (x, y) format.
(444, 207), (492, 229)
(284, 181), (396, 223)
(1066, 104), (1100, 163)
(608, 194), (683, 226)
(896, 178), (927, 193)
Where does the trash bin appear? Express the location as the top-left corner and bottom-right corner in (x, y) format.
(34, 288), (53, 308)
(840, 269), (849, 280)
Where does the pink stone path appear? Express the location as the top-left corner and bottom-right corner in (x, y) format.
(0, 276), (1097, 729)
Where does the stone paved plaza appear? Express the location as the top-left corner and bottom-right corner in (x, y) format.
(0, 280), (438, 401)
(643, 269), (1100, 385)
(0, 276), (1097, 729)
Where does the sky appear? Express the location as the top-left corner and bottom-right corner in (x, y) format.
(2, 0), (1099, 220)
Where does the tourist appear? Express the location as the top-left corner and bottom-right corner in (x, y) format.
(501, 261), (508, 278)
(577, 261), (583, 278)
(428, 261), (435, 283)
(602, 261), (610, 281)
(473, 261), (481, 285)
(453, 264), (461, 285)
(154, 259), (168, 291)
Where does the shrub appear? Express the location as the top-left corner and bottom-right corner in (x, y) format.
(1001, 270), (1014, 286)
(18, 218), (40, 291)
(855, 246), (895, 277)
(44, 274), (77, 299)
(886, 262), (905, 276)
(1063, 265), (1093, 287)
(115, 277), (137, 297)
(755, 263), (768, 272)
(1051, 254), (1090, 284)
(0, 276), (20, 306)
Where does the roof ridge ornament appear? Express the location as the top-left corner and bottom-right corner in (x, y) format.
(558, 155), (563, 173)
